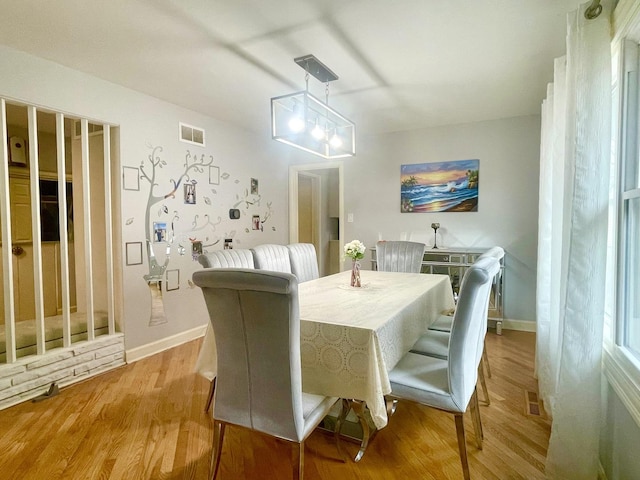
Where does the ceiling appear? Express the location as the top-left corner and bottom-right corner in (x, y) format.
(0, 0), (585, 136)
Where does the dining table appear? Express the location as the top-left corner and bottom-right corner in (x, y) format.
(195, 269), (455, 459)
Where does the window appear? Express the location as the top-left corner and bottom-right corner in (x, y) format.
(616, 40), (640, 362)
(604, 35), (640, 426)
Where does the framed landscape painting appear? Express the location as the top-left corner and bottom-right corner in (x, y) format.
(400, 159), (479, 213)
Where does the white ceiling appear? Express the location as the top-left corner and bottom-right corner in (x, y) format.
(0, 0), (585, 135)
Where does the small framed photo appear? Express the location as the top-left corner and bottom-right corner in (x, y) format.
(166, 269), (180, 291)
(251, 178), (259, 195)
(191, 240), (203, 260)
(252, 215), (260, 231)
(153, 222), (167, 242)
(125, 241), (143, 266)
(184, 183), (196, 204)
(209, 166), (220, 185)
(123, 166), (140, 191)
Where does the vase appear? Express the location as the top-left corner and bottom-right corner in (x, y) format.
(350, 259), (361, 287)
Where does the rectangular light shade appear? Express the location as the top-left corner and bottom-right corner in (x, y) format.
(271, 90), (355, 159)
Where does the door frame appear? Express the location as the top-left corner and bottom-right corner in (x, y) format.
(289, 162), (344, 273)
(296, 171), (321, 261)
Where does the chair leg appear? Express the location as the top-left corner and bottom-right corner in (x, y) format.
(454, 413), (471, 480)
(483, 339), (492, 378)
(204, 377), (216, 413)
(478, 361), (491, 405)
(350, 400), (371, 463)
(469, 388), (484, 448)
(292, 441), (304, 480)
(210, 420), (225, 480)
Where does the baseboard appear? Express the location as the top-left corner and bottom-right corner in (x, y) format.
(488, 318), (536, 333)
(125, 324), (207, 363)
(503, 318), (536, 332)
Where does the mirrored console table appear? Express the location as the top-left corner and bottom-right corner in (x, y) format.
(371, 246), (505, 334)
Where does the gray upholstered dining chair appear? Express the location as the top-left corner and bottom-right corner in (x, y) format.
(251, 244), (292, 273)
(286, 243), (319, 283)
(195, 249), (255, 412)
(198, 248), (255, 269)
(388, 256), (500, 480)
(425, 246), (504, 398)
(375, 240), (425, 273)
(192, 269), (341, 480)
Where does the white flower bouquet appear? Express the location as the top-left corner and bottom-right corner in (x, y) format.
(344, 239), (366, 261)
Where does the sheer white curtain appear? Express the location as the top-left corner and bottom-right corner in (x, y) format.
(536, 2), (611, 479)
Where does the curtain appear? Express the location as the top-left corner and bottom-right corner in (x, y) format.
(536, 2), (612, 479)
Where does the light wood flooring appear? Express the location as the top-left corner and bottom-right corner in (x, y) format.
(0, 330), (550, 479)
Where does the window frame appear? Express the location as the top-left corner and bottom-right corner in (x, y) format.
(604, 5), (640, 427)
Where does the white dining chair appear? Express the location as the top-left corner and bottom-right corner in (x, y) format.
(251, 244), (293, 273)
(195, 248), (255, 412)
(192, 268), (341, 480)
(286, 243), (320, 283)
(426, 246), (504, 388)
(375, 240), (425, 273)
(388, 256), (500, 480)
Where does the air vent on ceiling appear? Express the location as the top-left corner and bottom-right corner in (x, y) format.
(179, 122), (205, 147)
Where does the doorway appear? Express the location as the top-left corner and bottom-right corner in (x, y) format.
(289, 162), (344, 277)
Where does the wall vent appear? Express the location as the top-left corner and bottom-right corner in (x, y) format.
(179, 122), (205, 146)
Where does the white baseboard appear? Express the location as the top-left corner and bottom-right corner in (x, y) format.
(503, 318), (536, 332)
(489, 318), (536, 333)
(125, 324), (207, 363)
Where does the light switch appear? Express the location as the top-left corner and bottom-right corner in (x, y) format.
(347, 213), (354, 223)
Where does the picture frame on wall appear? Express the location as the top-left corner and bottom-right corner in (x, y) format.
(184, 183), (196, 204)
(209, 165), (220, 185)
(400, 159), (479, 213)
(125, 241), (143, 266)
(122, 166), (140, 191)
(251, 177), (259, 195)
(166, 269), (180, 291)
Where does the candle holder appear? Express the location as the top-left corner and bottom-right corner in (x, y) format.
(431, 222), (440, 249)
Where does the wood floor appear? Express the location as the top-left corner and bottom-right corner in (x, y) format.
(0, 330), (550, 480)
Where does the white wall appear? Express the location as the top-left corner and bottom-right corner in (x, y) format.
(340, 116), (541, 322)
(0, 45), (310, 353)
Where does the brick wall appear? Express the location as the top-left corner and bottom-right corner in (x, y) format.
(0, 333), (125, 410)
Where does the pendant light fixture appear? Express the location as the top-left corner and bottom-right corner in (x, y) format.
(271, 54), (356, 159)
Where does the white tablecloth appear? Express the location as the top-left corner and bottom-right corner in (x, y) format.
(195, 270), (455, 429)
(298, 270), (455, 429)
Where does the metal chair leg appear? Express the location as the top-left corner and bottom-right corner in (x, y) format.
(483, 339), (492, 378)
(478, 361), (490, 405)
(454, 413), (471, 480)
(204, 377), (216, 413)
(210, 420), (225, 480)
(292, 441), (304, 480)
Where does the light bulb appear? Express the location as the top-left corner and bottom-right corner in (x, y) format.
(288, 103), (305, 133)
(288, 116), (305, 132)
(311, 122), (325, 140)
(329, 132), (342, 148)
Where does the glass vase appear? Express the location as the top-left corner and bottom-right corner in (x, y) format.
(350, 259), (361, 287)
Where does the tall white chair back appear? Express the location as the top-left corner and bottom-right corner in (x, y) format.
(192, 269), (339, 479)
(251, 244), (292, 273)
(198, 249), (255, 268)
(388, 256), (500, 480)
(375, 240), (425, 273)
(287, 243), (320, 283)
(195, 248), (255, 413)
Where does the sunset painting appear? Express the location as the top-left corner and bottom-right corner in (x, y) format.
(400, 159), (479, 213)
